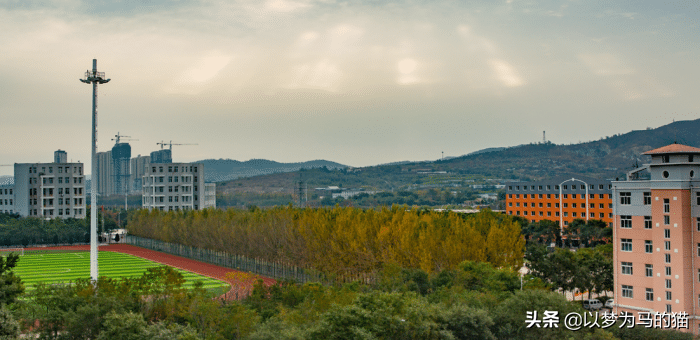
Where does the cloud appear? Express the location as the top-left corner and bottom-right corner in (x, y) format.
(264, 0), (311, 13)
(488, 59), (524, 87)
(579, 53), (635, 76)
(180, 52), (232, 84)
(397, 58), (419, 85)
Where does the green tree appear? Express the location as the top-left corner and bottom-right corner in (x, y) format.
(0, 253), (24, 305)
(0, 304), (20, 340)
(95, 311), (147, 340)
(491, 289), (590, 340)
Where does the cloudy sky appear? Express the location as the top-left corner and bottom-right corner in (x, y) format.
(1, 0), (699, 176)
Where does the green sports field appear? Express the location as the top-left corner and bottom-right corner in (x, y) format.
(11, 251), (230, 294)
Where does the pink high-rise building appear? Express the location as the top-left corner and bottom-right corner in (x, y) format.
(614, 143), (700, 333)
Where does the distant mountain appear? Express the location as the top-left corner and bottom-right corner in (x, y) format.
(217, 118), (700, 195)
(465, 147), (507, 156)
(197, 159), (347, 183)
(431, 118), (700, 180)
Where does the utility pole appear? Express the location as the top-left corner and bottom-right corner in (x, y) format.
(80, 59), (110, 282)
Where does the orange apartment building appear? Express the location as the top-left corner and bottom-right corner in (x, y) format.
(506, 175), (614, 227)
(613, 144), (700, 333)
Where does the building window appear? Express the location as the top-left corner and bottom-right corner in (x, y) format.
(599, 194), (605, 199)
(666, 266), (671, 276)
(646, 264), (653, 277)
(645, 240), (652, 253)
(666, 279), (671, 289)
(620, 215), (632, 229)
(664, 215), (670, 225)
(563, 194), (568, 199)
(664, 229), (670, 238)
(600, 213), (604, 218)
(662, 155), (670, 163)
(645, 216), (652, 229)
(620, 192), (631, 205)
(664, 198), (670, 213)
(547, 212), (551, 216)
(644, 192), (651, 205)
(621, 262), (633, 275)
(572, 194), (577, 199)
(666, 291), (672, 301)
(555, 212), (559, 217)
(665, 241), (671, 251)
(646, 288), (654, 301)
(621, 239), (632, 252)
(622, 285), (633, 298)
(547, 203), (551, 208)
(665, 253), (671, 263)
(547, 194), (551, 198)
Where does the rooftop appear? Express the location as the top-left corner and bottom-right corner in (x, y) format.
(642, 143), (700, 155)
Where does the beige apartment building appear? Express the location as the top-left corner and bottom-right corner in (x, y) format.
(142, 163), (215, 211)
(613, 143), (700, 333)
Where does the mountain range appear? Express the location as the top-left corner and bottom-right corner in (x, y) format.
(216, 118), (700, 194)
(195, 159), (346, 183)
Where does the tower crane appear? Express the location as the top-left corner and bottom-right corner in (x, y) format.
(111, 132), (138, 144)
(157, 141), (198, 150)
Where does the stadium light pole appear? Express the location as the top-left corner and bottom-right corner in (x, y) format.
(80, 59), (110, 282)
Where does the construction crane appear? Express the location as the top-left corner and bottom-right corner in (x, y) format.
(111, 132), (138, 144)
(157, 140), (198, 150)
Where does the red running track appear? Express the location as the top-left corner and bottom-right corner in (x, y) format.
(23, 244), (277, 299)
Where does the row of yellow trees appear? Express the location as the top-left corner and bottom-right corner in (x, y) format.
(128, 206), (524, 277)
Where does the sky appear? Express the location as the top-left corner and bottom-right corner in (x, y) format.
(1, 0), (700, 176)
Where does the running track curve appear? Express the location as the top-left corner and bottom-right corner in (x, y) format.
(23, 244), (277, 299)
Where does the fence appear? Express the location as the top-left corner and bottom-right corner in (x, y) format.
(126, 235), (323, 283)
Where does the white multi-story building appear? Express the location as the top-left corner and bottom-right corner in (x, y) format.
(0, 184), (14, 214)
(142, 163), (215, 211)
(14, 160), (86, 219)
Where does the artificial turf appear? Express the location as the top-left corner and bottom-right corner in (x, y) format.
(10, 251), (230, 294)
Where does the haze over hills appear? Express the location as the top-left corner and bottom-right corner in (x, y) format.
(196, 159), (347, 183)
(217, 118), (700, 194)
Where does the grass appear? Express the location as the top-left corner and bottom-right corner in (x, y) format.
(11, 251), (230, 294)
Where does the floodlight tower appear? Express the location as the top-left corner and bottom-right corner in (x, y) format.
(80, 59), (110, 282)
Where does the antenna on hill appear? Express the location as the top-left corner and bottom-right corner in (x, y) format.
(543, 131), (546, 143)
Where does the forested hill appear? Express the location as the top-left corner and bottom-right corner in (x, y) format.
(437, 118), (700, 180)
(196, 158), (346, 182)
(216, 119), (700, 194)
